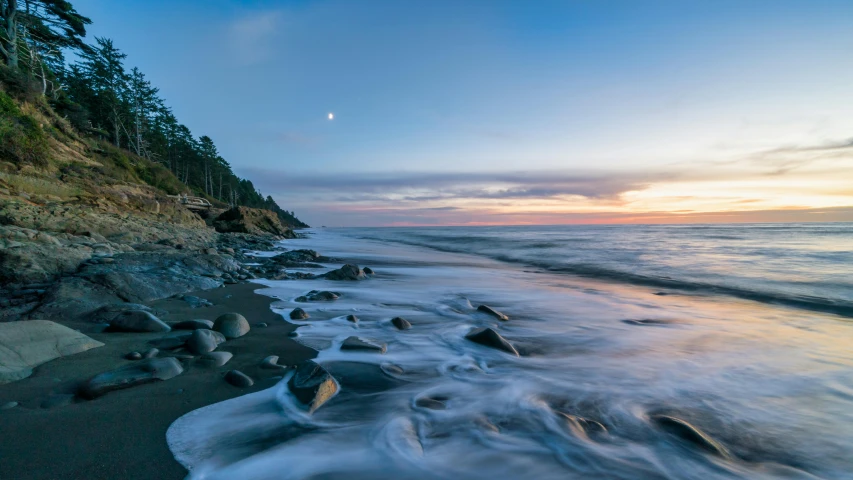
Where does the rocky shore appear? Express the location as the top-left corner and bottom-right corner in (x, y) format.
(0, 195), (373, 478)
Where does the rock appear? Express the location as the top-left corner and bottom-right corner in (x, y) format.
(346, 314), (358, 323)
(186, 329), (220, 355)
(287, 331), (299, 338)
(295, 290), (339, 302)
(290, 308), (309, 320)
(340, 336), (387, 353)
(203, 248), (217, 255)
(89, 303), (164, 324)
(196, 351), (233, 368)
(415, 396), (448, 410)
(0, 320), (104, 384)
(213, 207), (294, 237)
(260, 355), (286, 370)
(287, 360), (338, 413)
(142, 348), (159, 359)
(391, 317), (411, 330)
(557, 412), (608, 437)
(477, 305), (509, 321)
(1, 401), (18, 410)
(256, 322), (268, 328)
(178, 295), (213, 308)
(148, 333), (191, 350)
(172, 319), (214, 330)
(125, 351), (142, 360)
(224, 369), (254, 388)
(323, 264), (366, 281)
(213, 312), (250, 339)
(109, 310), (171, 333)
(41, 393), (75, 409)
(79, 357), (184, 399)
(651, 415), (731, 458)
(363, 267), (374, 275)
(380, 363), (404, 376)
(464, 327), (519, 356)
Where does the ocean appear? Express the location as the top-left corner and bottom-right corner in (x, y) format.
(168, 224), (853, 479)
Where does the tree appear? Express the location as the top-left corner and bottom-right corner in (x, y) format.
(79, 37), (128, 146)
(0, 0), (19, 68)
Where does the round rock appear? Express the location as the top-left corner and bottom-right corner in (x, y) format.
(224, 370), (254, 388)
(213, 313), (250, 339)
(186, 329), (219, 355)
(290, 308), (309, 320)
(125, 351), (142, 361)
(391, 317), (411, 330)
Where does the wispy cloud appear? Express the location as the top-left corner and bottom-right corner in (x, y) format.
(228, 10), (283, 65)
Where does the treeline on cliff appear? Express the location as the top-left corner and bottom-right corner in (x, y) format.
(0, 0), (307, 228)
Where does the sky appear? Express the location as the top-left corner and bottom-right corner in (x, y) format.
(73, 0), (853, 226)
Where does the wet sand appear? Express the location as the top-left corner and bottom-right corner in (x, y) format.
(0, 282), (315, 480)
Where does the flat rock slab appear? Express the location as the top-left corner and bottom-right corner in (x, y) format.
(79, 357), (184, 399)
(477, 305), (509, 321)
(465, 327), (519, 357)
(340, 336), (387, 354)
(287, 360), (338, 413)
(0, 320), (104, 384)
(109, 310), (171, 333)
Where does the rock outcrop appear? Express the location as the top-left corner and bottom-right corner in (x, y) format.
(213, 207), (294, 237)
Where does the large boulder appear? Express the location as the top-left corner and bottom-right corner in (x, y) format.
(287, 360), (338, 413)
(213, 313), (250, 339)
(323, 264), (366, 281)
(213, 207), (294, 237)
(79, 357), (184, 399)
(109, 310), (171, 333)
(0, 320), (104, 384)
(465, 327), (519, 356)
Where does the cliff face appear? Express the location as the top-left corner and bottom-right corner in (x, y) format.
(0, 87), (298, 321)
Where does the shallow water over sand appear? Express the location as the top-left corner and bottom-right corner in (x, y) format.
(168, 227), (853, 479)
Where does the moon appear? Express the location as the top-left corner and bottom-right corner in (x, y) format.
(328, 113), (334, 120)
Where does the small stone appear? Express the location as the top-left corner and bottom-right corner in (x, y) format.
(290, 308), (309, 320)
(142, 348), (159, 359)
(109, 310), (171, 333)
(340, 336), (387, 353)
(172, 319), (214, 330)
(287, 331), (299, 338)
(256, 322), (268, 328)
(186, 329), (219, 355)
(477, 305), (509, 321)
(363, 267), (374, 275)
(287, 360), (338, 413)
(125, 351), (142, 360)
(391, 317), (411, 330)
(197, 351), (233, 368)
(346, 314), (358, 323)
(1, 401), (18, 410)
(224, 370), (254, 388)
(213, 313), (250, 339)
(260, 355), (286, 369)
(464, 327), (519, 356)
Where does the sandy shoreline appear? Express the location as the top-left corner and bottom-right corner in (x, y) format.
(0, 281), (315, 480)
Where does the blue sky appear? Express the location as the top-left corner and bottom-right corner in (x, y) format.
(73, 0), (853, 226)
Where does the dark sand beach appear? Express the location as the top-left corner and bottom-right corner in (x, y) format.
(0, 282), (315, 480)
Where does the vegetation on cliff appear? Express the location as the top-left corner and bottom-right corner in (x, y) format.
(0, 0), (307, 227)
